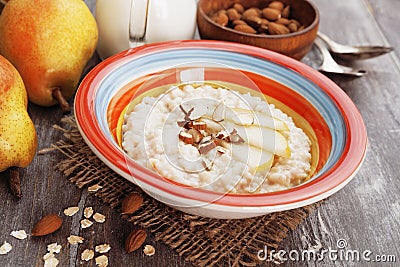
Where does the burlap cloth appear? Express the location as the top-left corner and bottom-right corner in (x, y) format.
(52, 115), (319, 267)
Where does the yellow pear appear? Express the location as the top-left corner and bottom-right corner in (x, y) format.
(0, 0), (98, 112)
(0, 55), (37, 197)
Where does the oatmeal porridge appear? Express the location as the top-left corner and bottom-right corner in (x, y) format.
(122, 83), (311, 193)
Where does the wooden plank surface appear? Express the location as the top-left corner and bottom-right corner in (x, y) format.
(0, 0), (399, 266)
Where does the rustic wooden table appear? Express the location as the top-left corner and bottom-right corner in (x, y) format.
(1, 0), (399, 266)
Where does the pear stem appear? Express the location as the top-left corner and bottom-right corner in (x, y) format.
(52, 87), (71, 114)
(8, 167), (22, 199)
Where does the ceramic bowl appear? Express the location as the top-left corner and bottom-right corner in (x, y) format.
(75, 40), (367, 219)
(197, 0), (319, 60)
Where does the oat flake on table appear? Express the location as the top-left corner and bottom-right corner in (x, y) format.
(81, 249), (95, 261)
(95, 255), (108, 267)
(10, 230), (28, 240)
(47, 243), (62, 254)
(84, 207), (94, 218)
(0, 241), (12, 255)
(143, 244), (155, 256)
(80, 219), (93, 229)
(93, 212), (106, 223)
(95, 244), (111, 254)
(63, 206), (79, 216)
(67, 235), (84, 245)
(43, 256), (59, 267)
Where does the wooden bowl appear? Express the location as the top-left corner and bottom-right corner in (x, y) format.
(197, 0), (319, 60)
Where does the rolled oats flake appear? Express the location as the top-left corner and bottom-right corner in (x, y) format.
(84, 207), (94, 218)
(95, 244), (111, 254)
(44, 256), (59, 267)
(10, 230), (28, 240)
(95, 255), (108, 267)
(67, 235), (84, 245)
(143, 244), (155, 256)
(93, 213), (106, 223)
(80, 219), (93, 229)
(47, 243), (62, 254)
(81, 249), (95, 261)
(63, 206), (79, 216)
(0, 241), (12, 255)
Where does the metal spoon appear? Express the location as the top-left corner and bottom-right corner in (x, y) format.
(318, 32), (393, 60)
(314, 38), (367, 77)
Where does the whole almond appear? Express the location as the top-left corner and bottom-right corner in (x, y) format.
(282, 5), (290, 18)
(290, 19), (301, 27)
(268, 22), (290, 35)
(262, 8), (281, 21)
(258, 24), (269, 33)
(214, 12), (229, 27)
(242, 8), (260, 20)
(121, 193), (143, 215)
(268, 1), (284, 11)
(276, 18), (290, 26)
(234, 24), (257, 34)
(232, 19), (247, 26)
(288, 22), (298, 32)
(125, 229), (147, 253)
(244, 15), (262, 28)
(233, 3), (244, 14)
(31, 214), (62, 236)
(260, 18), (270, 26)
(227, 8), (241, 21)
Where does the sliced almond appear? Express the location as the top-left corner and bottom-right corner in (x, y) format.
(198, 136), (216, 154)
(31, 214), (62, 237)
(179, 130), (193, 144)
(190, 121), (207, 131)
(121, 193), (143, 215)
(228, 129), (245, 144)
(188, 128), (203, 143)
(212, 102), (226, 122)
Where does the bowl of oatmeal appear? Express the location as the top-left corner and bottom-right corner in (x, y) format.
(75, 40), (367, 219)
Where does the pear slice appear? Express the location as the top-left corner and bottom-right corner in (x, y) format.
(200, 117), (290, 158)
(229, 142), (274, 171)
(231, 123), (291, 158)
(226, 108), (289, 131)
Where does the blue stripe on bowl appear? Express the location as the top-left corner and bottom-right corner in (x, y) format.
(94, 48), (346, 178)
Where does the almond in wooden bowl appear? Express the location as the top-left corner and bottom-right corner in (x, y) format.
(197, 0), (319, 60)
